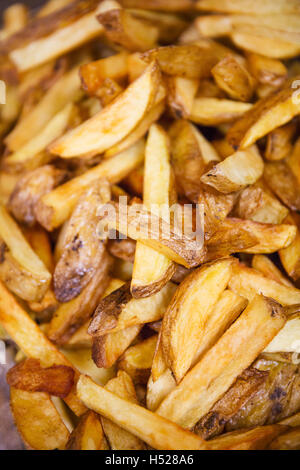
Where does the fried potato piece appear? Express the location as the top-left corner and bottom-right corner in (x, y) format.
(80, 51), (128, 96)
(252, 255), (293, 288)
(120, 0), (196, 11)
(161, 259), (233, 382)
(194, 15), (232, 38)
(0, 172), (20, 206)
(246, 53), (287, 87)
(231, 31), (300, 59)
(66, 410), (108, 450)
(195, 367), (269, 439)
(97, 2), (159, 52)
(132, 124), (175, 298)
(228, 76), (300, 150)
(0, 281), (85, 415)
(102, 371), (146, 450)
(169, 119), (219, 202)
(10, 388), (70, 450)
(235, 183), (289, 225)
(36, 139), (145, 230)
(7, 358), (74, 398)
(157, 295), (286, 429)
(196, 0), (300, 14)
(37, 0), (74, 17)
(62, 348), (115, 385)
(54, 181), (110, 302)
(92, 324), (142, 368)
(286, 137), (300, 184)
(9, 4), (104, 72)
(167, 77), (199, 119)
(2, 3), (28, 37)
(201, 145), (263, 194)
(264, 316), (300, 354)
(108, 238), (136, 262)
(50, 62), (160, 157)
(146, 369), (176, 411)
(269, 427), (300, 450)
(5, 66), (82, 152)
(264, 161), (300, 212)
(281, 413), (300, 428)
(48, 253), (111, 345)
(118, 335), (157, 385)
(190, 97), (252, 126)
(228, 262), (300, 306)
(88, 281), (176, 336)
(77, 375), (209, 450)
(0, 206), (51, 302)
(98, 201), (206, 268)
(8, 165), (66, 227)
(199, 187), (237, 240)
(129, 9), (187, 44)
(212, 56), (255, 102)
(279, 213), (300, 281)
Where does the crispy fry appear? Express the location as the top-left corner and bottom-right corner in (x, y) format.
(212, 56), (255, 102)
(269, 427), (300, 450)
(108, 238), (136, 263)
(263, 316), (300, 354)
(66, 411), (108, 450)
(118, 335), (157, 385)
(62, 348), (115, 385)
(252, 255), (293, 288)
(157, 295), (286, 428)
(264, 161), (300, 212)
(120, 0), (196, 11)
(279, 213), (300, 281)
(190, 97), (252, 126)
(196, 0), (300, 14)
(167, 77), (199, 119)
(246, 53), (287, 87)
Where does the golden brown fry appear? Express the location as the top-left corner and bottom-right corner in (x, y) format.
(8, 165), (66, 226)
(66, 411), (108, 450)
(36, 139), (145, 230)
(264, 161), (300, 212)
(252, 255), (293, 288)
(161, 259), (234, 382)
(88, 281), (176, 336)
(228, 76), (300, 150)
(167, 77), (199, 119)
(201, 145), (263, 194)
(246, 53), (287, 87)
(120, 0), (196, 11)
(49, 62), (160, 158)
(264, 316), (300, 353)
(279, 213), (300, 281)
(212, 56), (255, 102)
(190, 97), (252, 125)
(102, 371), (146, 450)
(157, 295), (286, 428)
(232, 31), (300, 59)
(10, 388), (70, 450)
(196, 0), (300, 14)
(118, 335), (158, 385)
(108, 238), (136, 263)
(199, 187), (237, 240)
(265, 122), (297, 161)
(0, 172), (21, 206)
(61, 348), (115, 385)
(269, 427), (300, 450)
(210, 425), (288, 450)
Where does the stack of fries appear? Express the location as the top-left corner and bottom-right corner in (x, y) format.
(1, 0), (300, 451)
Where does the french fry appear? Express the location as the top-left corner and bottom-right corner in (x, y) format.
(120, 0), (196, 11)
(62, 348), (115, 385)
(268, 427), (300, 450)
(9, 3), (104, 72)
(265, 122), (297, 162)
(286, 137), (300, 184)
(0, 281), (85, 415)
(195, 15), (232, 38)
(88, 281), (176, 336)
(201, 145), (263, 194)
(8, 165), (67, 226)
(36, 139), (145, 230)
(146, 369), (176, 411)
(5, 66), (82, 152)
(108, 238), (136, 263)
(199, 187), (237, 240)
(279, 213), (300, 281)
(10, 388), (70, 450)
(228, 262), (300, 305)
(167, 77), (199, 119)
(190, 97), (252, 125)
(0, 206), (51, 302)
(2, 3), (29, 37)
(157, 295), (286, 428)
(77, 374), (209, 450)
(0, 172), (20, 206)
(24, 225), (54, 274)
(231, 31), (300, 59)
(161, 259), (234, 382)
(97, 2), (159, 52)
(228, 76), (300, 150)
(66, 411), (108, 450)
(118, 335), (158, 385)
(280, 412), (300, 428)
(37, 0), (74, 17)
(196, 0), (300, 14)
(49, 62), (160, 157)
(264, 161), (300, 212)
(212, 56), (255, 102)
(132, 124), (176, 298)
(264, 316), (300, 354)
(101, 371), (146, 450)
(246, 53), (287, 87)
(252, 254), (293, 288)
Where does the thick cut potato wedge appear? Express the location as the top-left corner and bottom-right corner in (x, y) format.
(247, 53), (287, 87)
(190, 97), (252, 126)
(196, 0), (300, 14)
(157, 295), (286, 429)
(146, 369), (176, 412)
(66, 411), (108, 450)
(132, 124), (175, 298)
(98, 201), (206, 268)
(263, 316), (300, 354)
(88, 281), (176, 336)
(54, 181), (110, 302)
(212, 56), (255, 102)
(49, 62), (160, 157)
(161, 259), (233, 382)
(5, 66), (82, 152)
(228, 76), (300, 150)
(252, 255), (293, 288)
(201, 145), (263, 193)
(11, 388), (70, 450)
(8, 165), (67, 227)
(209, 425), (288, 450)
(279, 213), (300, 281)
(36, 139), (145, 230)
(264, 161), (300, 212)
(265, 122), (296, 161)
(231, 31), (300, 59)
(77, 375), (209, 450)
(0, 206), (51, 302)
(167, 77), (199, 119)
(228, 262), (300, 306)
(269, 427), (300, 450)
(62, 348), (115, 386)
(118, 335), (158, 385)
(101, 371), (146, 450)
(199, 187), (237, 240)
(0, 281), (85, 415)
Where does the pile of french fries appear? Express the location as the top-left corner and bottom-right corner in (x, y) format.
(1, 0), (300, 451)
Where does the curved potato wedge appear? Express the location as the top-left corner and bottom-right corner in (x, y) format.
(66, 411), (108, 450)
(252, 254), (293, 288)
(264, 161), (300, 212)
(190, 97), (252, 126)
(231, 31), (300, 59)
(49, 62), (160, 157)
(212, 56), (255, 102)
(118, 335), (158, 385)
